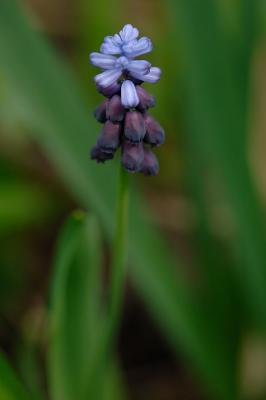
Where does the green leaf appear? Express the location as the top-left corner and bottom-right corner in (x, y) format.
(48, 212), (126, 400)
(48, 212), (101, 399)
(0, 352), (30, 400)
(169, 0), (266, 324)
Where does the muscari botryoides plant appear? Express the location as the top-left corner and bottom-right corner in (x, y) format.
(87, 26), (165, 386)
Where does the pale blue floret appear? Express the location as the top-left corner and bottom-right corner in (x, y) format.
(100, 24), (152, 59)
(129, 66), (162, 83)
(118, 24), (139, 43)
(90, 53), (117, 69)
(90, 24), (161, 108)
(122, 37), (153, 58)
(121, 80), (139, 108)
(126, 60), (151, 75)
(94, 68), (122, 87)
(90, 53), (151, 75)
(91, 54), (151, 88)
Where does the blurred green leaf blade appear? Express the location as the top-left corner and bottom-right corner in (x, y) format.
(48, 212), (102, 399)
(0, 352), (30, 400)
(169, 0), (266, 325)
(48, 212), (126, 400)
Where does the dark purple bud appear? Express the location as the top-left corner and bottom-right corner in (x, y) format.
(136, 86), (155, 111)
(124, 111), (145, 143)
(94, 99), (109, 123)
(144, 114), (165, 146)
(122, 141), (144, 173)
(106, 95), (126, 122)
(96, 82), (121, 98)
(140, 149), (159, 176)
(97, 120), (121, 153)
(90, 145), (114, 163)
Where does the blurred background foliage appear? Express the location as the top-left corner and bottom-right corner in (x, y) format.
(1, 0), (266, 399)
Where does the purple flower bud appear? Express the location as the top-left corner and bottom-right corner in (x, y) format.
(90, 145), (114, 163)
(106, 95), (125, 122)
(94, 99), (109, 123)
(124, 111), (145, 143)
(144, 114), (165, 146)
(97, 120), (121, 152)
(96, 82), (121, 98)
(121, 80), (139, 108)
(136, 86), (155, 111)
(122, 141), (144, 173)
(140, 149), (159, 176)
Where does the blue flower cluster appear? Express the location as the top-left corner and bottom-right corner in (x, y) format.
(90, 24), (164, 175)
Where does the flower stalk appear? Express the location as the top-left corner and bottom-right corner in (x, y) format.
(109, 165), (129, 333)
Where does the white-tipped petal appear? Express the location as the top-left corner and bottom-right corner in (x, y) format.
(100, 36), (121, 55)
(90, 52), (117, 69)
(127, 60), (151, 75)
(95, 68), (122, 88)
(130, 67), (162, 83)
(119, 24), (139, 43)
(123, 37), (153, 58)
(121, 80), (140, 108)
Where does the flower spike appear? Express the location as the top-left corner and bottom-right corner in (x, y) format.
(89, 24), (164, 175)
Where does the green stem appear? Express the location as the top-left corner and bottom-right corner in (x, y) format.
(109, 165), (129, 333)
(85, 166), (129, 398)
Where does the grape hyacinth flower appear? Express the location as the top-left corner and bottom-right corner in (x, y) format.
(90, 24), (164, 175)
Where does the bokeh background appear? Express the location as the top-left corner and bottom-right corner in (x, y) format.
(1, 1), (266, 399)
